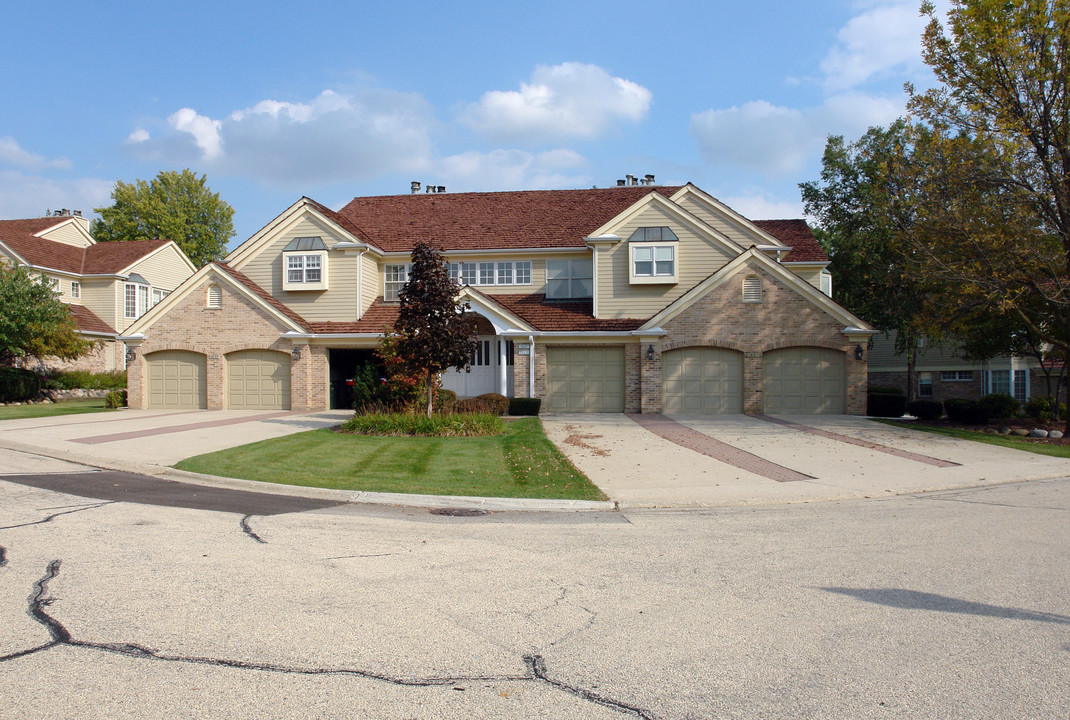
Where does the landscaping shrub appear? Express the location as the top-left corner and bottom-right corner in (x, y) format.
(0, 368), (42, 402)
(340, 411), (503, 437)
(907, 399), (943, 421)
(867, 388), (906, 417)
(475, 393), (509, 415)
(45, 370), (127, 391)
(868, 386), (905, 396)
(508, 397), (542, 416)
(436, 387), (457, 411)
(104, 389), (127, 409)
(979, 393), (1020, 419)
(454, 397), (495, 414)
(1025, 395), (1067, 423)
(944, 398), (991, 424)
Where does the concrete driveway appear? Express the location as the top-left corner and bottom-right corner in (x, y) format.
(0, 408), (353, 475)
(541, 413), (1070, 507)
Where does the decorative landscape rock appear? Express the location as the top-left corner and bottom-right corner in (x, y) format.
(1029, 429), (1049, 438)
(1011, 429), (1031, 437)
(1049, 431), (1063, 439)
(998, 427), (1013, 435)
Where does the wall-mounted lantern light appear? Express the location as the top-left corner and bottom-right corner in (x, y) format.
(855, 344), (864, 361)
(647, 344), (655, 361)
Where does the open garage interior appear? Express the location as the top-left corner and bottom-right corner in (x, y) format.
(763, 347), (846, 414)
(226, 349), (291, 410)
(545, 346), (625, 413)
(662, 347), (743, 415)
(145, 350), (207, 410)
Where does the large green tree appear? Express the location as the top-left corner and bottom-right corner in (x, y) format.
(393, 242), (477, 417)
(906, 0), (1070, 357)
(92, 169), (235, 267)
(801, 121), (940, 401)
(0, 265), (89, 366)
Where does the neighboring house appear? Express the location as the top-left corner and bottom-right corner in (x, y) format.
(0, 210), (197, 372)
(868, 332), (1065, 404)
(122, 182), (875, 414)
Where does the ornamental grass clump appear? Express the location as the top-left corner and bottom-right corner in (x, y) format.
(340, 411), (503, 437)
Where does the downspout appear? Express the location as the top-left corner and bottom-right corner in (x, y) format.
(528, 334), (535, 398)
(356, 249), (366, 317)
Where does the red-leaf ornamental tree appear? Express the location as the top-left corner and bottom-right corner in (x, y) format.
(394, 242), (477, 417)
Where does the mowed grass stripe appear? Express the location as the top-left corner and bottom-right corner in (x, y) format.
(175, 418), (605, 500)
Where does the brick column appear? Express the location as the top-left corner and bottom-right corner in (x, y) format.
(532, 344), (547, 400)
(126, 343), (145, 409)
(308, 345), (329, 410)
(513, 343), (532, 398)
(206, 353), (224, 410)
(289, 343), (309, 411)
(744, 352), (763, 414)
(637, 339), (660, 413)
(844, 337), (868, 415)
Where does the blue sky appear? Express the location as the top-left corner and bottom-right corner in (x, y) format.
(1, 1), (943, 247)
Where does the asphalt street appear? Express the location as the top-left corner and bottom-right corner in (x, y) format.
(1, 449), (1067, 719)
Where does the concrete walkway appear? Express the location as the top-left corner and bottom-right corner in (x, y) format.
(541, 413), (1070, 507)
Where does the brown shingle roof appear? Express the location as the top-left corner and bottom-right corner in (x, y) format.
(486, 293), (645, 332)
(337, 186), (683, 253)
(753, 219), (828, 262)
(0, 217), (175, 274)
(307, 299), (399, 334)
(212, 262), (313, 332)
(67, 304), (117, 335)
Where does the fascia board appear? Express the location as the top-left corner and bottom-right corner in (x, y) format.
(670, 185), (788, 248)
(589, 191), (743, 256)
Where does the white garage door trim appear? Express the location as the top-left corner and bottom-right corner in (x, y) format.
(146, 350), (207, 409)
(545, 346), (625, 413)
(226, 349), (291, 410)
(763, 346), (845, 414)
(662, 346), (744, 415)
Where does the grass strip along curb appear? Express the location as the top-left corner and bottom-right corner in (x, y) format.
(176, 417), (605, 501)
(877, 420), (1070, 458)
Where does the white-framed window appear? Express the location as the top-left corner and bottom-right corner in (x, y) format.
(1014, 369), (1028, 401)
(44, 276), (60, 291)
(151, 288), (169, 307)
(984, 368), (1029, 401)
(447, 260), (532, 287)
(207, 285), (222, 308)
(138, 285), (149, 316)
(629, 245), (677, 284)
(384, 264), (410, 302)
(546, 259), (593, 299)
(918, 371), (933, 398)
(941, 370), (974, 382)
(70, 281), (80, 299)
(282, 251), (327, 290)
(124, 283), (139, 318)
(820, 271), (832, 297)
(742, 275), (762, 303)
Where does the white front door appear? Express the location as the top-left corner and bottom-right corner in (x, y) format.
(441, 336), (514, 397)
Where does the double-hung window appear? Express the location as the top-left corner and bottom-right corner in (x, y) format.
(628, 226), (679, 284)
(384, 264), (410, 302)
(281, 237), (328, 290)
(447, 260), (532, 287)
(546, 259), (593, 299)
(124, 284), (138, 318)
(124, 278), (150, 319)
(70, 281), (80, 299)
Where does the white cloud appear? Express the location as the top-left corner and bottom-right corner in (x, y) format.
(460, 63), (652, 143)
(820, 1), (930, 92)
(126, 127), (150, 144)
(717, 191), (803, 221)
(437, 148), (590, 191)
(130, 87), (436, 185)
(689, 93), (903, 176)
(0, 137), (71, 170)
(0, 170), (112, 219)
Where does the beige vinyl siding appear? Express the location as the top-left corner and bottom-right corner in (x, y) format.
(360, 252), (379, 313)
(38, 221), (93, 248)
(786, 265), (824, 291)
(237, 216), (361, 323)
(868, 332), (985, 372)
(79, 279), (119, 331)
(597, 204), (736, 318)
(674, 194), (771, 248)
(126, 245), (193, 291)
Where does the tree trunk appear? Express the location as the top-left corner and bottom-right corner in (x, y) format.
(906, 345), (917, 404)
(426, 368), (434, 419)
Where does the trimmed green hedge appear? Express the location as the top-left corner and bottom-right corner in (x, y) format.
(0, 368), (42, 402)
(508, 397), (542, 416)
(979, 393), (1020, 419)
(907, 399), (943, 421)
(945, 398), (991, 424)
(45, 370), (127, 391)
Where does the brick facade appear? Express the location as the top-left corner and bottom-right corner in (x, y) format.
(127, 275), (326, 411)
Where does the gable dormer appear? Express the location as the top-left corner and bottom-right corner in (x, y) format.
(281, 236), (329, 291)
(37, 216), (95, 248)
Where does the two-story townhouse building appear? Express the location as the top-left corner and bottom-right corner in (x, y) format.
(122, 183), (875, 413)
(0, 211), (197, 371)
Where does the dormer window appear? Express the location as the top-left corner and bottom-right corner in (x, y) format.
(628, 226), (679, 285)
(282, 236), (328, 291)
(124, 273), (150, 319)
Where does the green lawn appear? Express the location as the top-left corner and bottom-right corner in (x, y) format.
(175, 417), (606, 500)
(0, 399), (113, 421)
(878, 420), (1070, 458)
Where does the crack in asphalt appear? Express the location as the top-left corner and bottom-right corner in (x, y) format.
(239, 515), (266, 544)
(0, 501), (114, 530)
(2, 560), (658, 718)
(914, 494), (1070, 512)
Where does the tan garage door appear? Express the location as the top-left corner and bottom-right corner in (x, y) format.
(226, 350), (291, 410)
(146, 350), (207, 409)
(662, 347), (743, 414)
(763, 347), (845, 414)
(545, 347), (625, 412)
